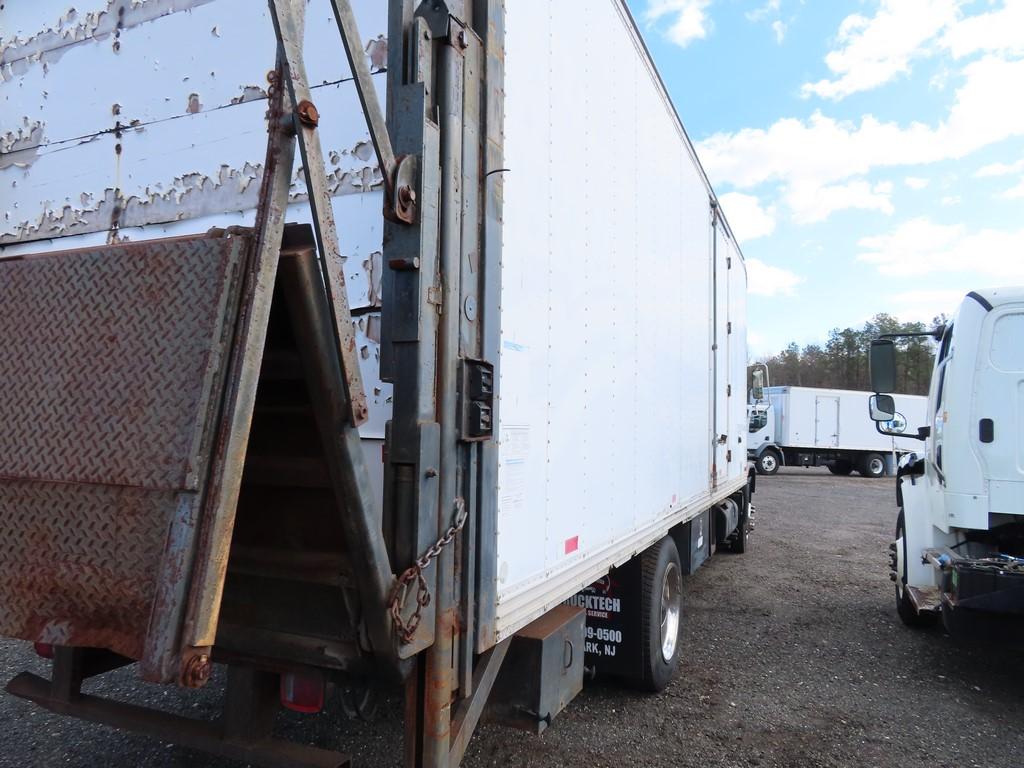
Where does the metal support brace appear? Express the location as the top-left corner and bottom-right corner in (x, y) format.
(267, 0), (370, 428)
(448, 640), (510, 766)
(326, 0), (423, 228)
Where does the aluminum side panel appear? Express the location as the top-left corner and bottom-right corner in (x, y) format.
(494, 0), (735, 639)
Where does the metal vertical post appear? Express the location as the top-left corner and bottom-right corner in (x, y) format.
(421, 16), (468, 766)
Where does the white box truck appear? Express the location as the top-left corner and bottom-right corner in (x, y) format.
(748, 386), (928, 477)
(869, 288), (1024, 639)
(0, 1), (754, 765)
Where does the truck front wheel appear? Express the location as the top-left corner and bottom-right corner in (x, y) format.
(756, 449), (781, 476)
(634, 536), (683, 692)
(827, 460), (853, 476)
(894, 510), (935, 628)
(859, 453), (886, 478)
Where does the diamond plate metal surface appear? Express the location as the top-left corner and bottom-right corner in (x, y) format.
(0, 235), (247, 664)
(0, 480), (180, 661)
(0, 237), (243, 490)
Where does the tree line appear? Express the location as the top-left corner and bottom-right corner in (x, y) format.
(753, 314), (946, 396)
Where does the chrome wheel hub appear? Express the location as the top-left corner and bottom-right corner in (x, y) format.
(660, 562), (681, 662)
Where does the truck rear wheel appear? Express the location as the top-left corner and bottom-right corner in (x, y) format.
(728, 509), (750, 554)
(894, 510), (935, 629)
(756, 449), (781, 475)
(827, 460), (853, 476)
(859, 453), (886, 478)
(634, 536), (683, 692)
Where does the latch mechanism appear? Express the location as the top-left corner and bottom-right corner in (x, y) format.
(459, 359), (495, 441)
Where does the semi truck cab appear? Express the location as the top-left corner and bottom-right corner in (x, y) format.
(869, 287), (1024, 637)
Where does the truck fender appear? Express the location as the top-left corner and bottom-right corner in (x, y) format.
(753, 442), (784, 464)
(899, 467), (945, 590)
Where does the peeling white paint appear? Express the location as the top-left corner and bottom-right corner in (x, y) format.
(0, 117), (45, 155)
(0, 140), (382, 245)
(0, 0), (217, 70)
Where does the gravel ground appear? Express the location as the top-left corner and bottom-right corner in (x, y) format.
(2, 467), (1022, 767)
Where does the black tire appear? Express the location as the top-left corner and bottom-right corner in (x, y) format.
(635, 536), (683, 692)
(728, 509), (750, 554)
(827, 460), (853, 476)
(756, 449), (781, 476)
(859, 452), (886, 478)
(894, 510), (935, 628)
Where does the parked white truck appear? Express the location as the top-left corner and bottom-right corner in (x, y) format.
(748, 386), (928, 477)
(0, 1), (753, 765)
(869, 288), (1024, 637)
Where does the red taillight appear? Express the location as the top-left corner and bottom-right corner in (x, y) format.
(280, 673), (325, 714)
(33, 643), (54, 659)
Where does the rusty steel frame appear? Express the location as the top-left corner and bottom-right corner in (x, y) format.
(2, 0), (510, 763)
(267, 0), (370, 429)
(382, 0), (504, 766)
(6, 655), (350, 768)
(181, 40), (297, 668)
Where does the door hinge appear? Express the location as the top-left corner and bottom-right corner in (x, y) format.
(727, 384), (732, 396)
(727, 322), (732, 334)
(727, 257), (732, 269)
(458, 359), (494, 441)
(427, 285), (443, 309)
(726, 450), (733, 462)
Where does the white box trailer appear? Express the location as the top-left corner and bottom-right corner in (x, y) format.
(748, 386), (928, 477)
(0, 1), (753, 765)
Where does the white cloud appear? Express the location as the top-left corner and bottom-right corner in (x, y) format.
(698, 54), (1024, 221)
(771, 20), (787, 44)
(941, 195), (961, 206)
(787, 179), (894, 224)
(904, 176), (930, 189)
(976, 158), (1024, 177)
(746, 0), (780, 23)
(1002, 179), (1024, 199)
(801, 0), (958, 101)
(888, 288), (967, 323)
(801, 0), (1024, 102)
(746, 258), (803, 297)
(646, 0), (713, 47)
(718, 192), (776, 241)
(941, 0), (1024, 59)
(857, 217), (1024, 281)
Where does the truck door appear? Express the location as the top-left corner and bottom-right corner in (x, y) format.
(815, 396), (840, 448)
(976, 308), (1024, 513)
(711, 207), (729, 486)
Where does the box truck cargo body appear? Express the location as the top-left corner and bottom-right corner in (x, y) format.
(748, 386), (928, 477)
(0, 1), (753, 765)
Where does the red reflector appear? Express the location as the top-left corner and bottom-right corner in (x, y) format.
(33, 643), (54, 659)
(280, 673), (325, 714)
(564, 536), (579, 555)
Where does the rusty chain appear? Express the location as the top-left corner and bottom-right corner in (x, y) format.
(389, 496), (468, 644)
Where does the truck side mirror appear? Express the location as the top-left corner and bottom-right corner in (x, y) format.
(870, 339), (897, 393)
(751, 370), (764, 402)
(869, 394), (896, 422)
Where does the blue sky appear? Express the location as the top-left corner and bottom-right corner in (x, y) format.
(626, 0), (1024, 358)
